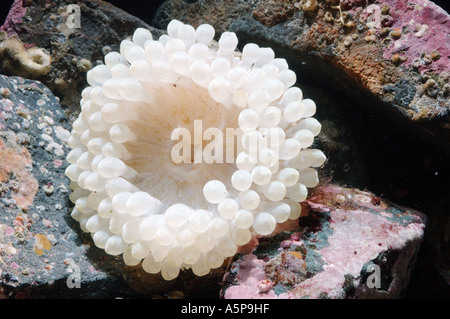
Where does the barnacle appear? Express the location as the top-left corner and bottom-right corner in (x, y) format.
(65, 20), (325, 280)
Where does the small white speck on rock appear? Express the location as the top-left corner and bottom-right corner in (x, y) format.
(43, 184), (55, 196)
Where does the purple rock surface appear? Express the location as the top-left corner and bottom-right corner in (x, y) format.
(222, 185), (426, 299)
(374, 0), (449, 74)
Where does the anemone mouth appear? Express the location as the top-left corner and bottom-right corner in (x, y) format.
(123, 84), (241, 211)
(65, 20), (326, 280)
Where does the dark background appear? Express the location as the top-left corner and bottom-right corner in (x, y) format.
(103, 0), (166, 24)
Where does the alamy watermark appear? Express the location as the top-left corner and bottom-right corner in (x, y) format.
(65, 258), (81, 289)
(66, 4), (81, 30)
(366, 264), (381, 289)
(170, 120), (282, 165)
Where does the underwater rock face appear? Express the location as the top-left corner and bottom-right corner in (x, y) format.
(153, 0), (450, 154)
(0, 131), (38, 211)
(0, 74), (135, 298)
(221, 185), (426, 299)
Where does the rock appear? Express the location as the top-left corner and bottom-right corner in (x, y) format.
(221, 185), (426, 299)
(0, 131), (37, 211)
(0, 74), (140, 298)
(0, 0), (164, 121)
(153, 0), (449, 154)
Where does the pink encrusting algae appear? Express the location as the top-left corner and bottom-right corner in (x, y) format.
(224, 254), (281, 299)
(287, 209), (425, 298)
(222, 185), (426, 299)
(360, 0), (449, 74)
(0, 135), (38, 211)
(0, 0), (27, 36)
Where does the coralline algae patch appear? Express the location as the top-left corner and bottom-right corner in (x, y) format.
(0, 0), (27, 37)
(362, 0), (449, 74)
(0, 135), (38, 211)
(221, 185), (425, 299)
(222, 211), (332, 299)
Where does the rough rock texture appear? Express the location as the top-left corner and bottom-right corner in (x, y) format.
(0, 74), (137, 298)
(0, 0), (164, 122)
(0, 133), (38, 211)
(153, 0), (450, 154)
(221, 185), (426, 299)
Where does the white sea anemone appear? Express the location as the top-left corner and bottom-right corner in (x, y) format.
(65, 20), (326, 280)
